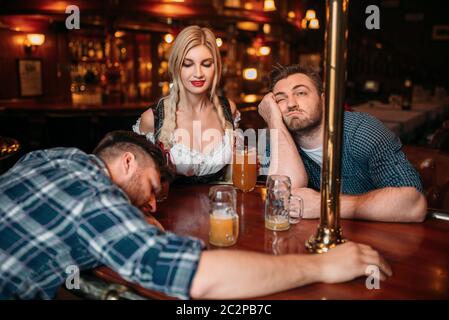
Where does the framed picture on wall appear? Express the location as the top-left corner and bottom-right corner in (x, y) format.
(17, 58), (43, 97)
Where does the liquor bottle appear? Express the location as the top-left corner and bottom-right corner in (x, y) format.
(95, 41), (104, 60)
(76, 40), (82, 59)
(88, 41), (95, 59)
(82, 40), (88, 59)
(68, 40), (75, 60)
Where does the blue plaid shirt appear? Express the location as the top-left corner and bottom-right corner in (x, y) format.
(263, 112), (423, 194)
(0, 148), (204, 300)
(299, 112), (423, 194)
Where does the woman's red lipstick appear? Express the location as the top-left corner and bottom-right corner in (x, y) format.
(191, 80), (205, 87)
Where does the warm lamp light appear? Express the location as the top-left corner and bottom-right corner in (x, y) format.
(263, 24), (271, 34)
(164, 33), (174, 44)
(243, 94), (258, 103)
(236, 21), (259, 32)
(216, 37), (223, 47)
(26, 34), (45, 46)
(309, 18), (320, 29)
(305, 10), (316, 20)
(225, 0), (241, 7)
(404, 79), (413, 88)
(23, 34), (45, 55)
(246, 47), (257, 56)
(244, 2), (253, 10)
(301, 9), (320, 30)
(301, 19), (308, 29)
(243, 68), (257, 80)
(263, 0), (276, 11)
(259, 46), (271, 56)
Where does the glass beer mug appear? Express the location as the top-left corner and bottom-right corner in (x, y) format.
(265, 175), (303, 231)
(208, 185), (239, 247)
(232, 132), (258, 192)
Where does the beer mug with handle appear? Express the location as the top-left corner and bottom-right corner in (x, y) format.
(265, 175), (303, 231)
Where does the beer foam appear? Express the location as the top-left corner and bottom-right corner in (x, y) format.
(211, 209), (236, 219)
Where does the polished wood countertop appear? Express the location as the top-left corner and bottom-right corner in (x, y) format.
(93, 184), (449, 300)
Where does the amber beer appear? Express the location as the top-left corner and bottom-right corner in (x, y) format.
(265, 215), (290, 231)
(208, 185), (239, 247)
(264, 175), (292, 231)
(209, 211), (239, 247)
(232, 147), (257, 192)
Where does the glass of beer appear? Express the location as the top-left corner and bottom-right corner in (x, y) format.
(208, 186), (239, 247)
(265, 175), (302, 231)
(232, 146), (258, 192)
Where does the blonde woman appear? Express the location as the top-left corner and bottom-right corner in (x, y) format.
(133, 26), (240, 183)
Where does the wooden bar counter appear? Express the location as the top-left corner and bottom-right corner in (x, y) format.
(92, 184), (449, 300)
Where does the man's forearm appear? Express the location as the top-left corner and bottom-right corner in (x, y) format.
(190, 250), (320, 299)
(268, 119), (308, 188)
(341, 187), (427, 222)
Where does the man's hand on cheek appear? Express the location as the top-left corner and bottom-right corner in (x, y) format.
(258, 93), (284, 126)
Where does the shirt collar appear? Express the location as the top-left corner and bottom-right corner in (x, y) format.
(89, 155), (111, 178)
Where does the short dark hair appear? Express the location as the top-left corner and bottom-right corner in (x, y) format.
(269, 64), (323, 94)
(93, 131), (174, 183)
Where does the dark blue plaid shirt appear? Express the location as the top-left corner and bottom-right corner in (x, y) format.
(0, 148), (204, 300)
(298, 112), (423, 194)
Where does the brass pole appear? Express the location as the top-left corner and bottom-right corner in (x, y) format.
(306, 0), (349, 253)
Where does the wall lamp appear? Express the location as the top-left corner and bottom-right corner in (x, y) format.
(23, 34), (45, 55)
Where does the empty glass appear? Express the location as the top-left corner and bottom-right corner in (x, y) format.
(265, 175), (303, 231)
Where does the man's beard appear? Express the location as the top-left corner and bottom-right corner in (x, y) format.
(120, 172), (145, 208)
(283, 103), (322, 136)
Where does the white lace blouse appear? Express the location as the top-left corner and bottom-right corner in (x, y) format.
(132, 112), (240, 177)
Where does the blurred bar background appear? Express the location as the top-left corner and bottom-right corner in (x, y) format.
(1, 0), (449, 210)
